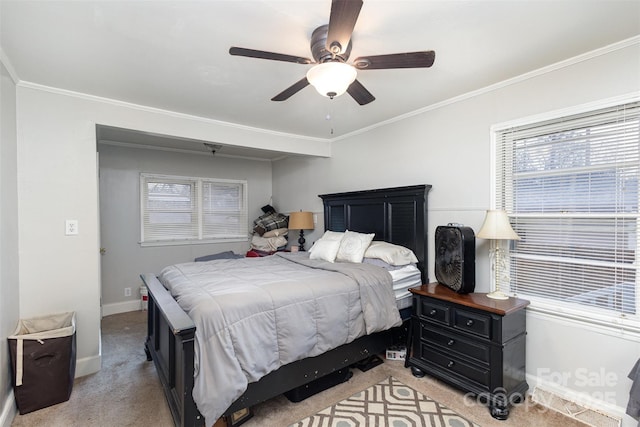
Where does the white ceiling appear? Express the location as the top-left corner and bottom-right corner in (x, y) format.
(2, 0), (639, 148)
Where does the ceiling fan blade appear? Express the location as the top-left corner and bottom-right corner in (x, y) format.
(229, 47), (312, 64)
(326, 0), (363, 55)
(271, 77), (310, 101)
(347, 79), (375, 105)
(353, 51), (436, 70)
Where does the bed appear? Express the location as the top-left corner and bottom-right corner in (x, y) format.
(142, 184), (431, 427)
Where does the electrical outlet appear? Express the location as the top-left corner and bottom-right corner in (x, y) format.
(124, 287), (132, 297)
(65, 219), (79, 235)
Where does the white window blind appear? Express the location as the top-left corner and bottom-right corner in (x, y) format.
(201, 182), (247, 239)
(141, 174), (248, 245)
(494, 100), (640, 321)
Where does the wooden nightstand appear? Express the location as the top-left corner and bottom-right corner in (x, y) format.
(406, 283), (530, 420)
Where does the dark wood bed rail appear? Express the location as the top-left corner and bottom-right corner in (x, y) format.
(142, 273), (204, 427)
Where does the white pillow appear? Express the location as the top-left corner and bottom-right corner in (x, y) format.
(308, 230), (345, 262)
(364, 241), (419, 266)
(316, 230), (345, 242)
(336, 230), (375, 263)
(309, 239), (341, 262)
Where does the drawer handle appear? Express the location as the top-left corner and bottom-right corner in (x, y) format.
(447, 361), (455, 368)
(447, 339), (455, 346)
(466, 319), (474, 326)
(429, 309), (437, 316)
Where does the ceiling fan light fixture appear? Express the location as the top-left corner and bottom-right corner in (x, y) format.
(306, 62), (357, 99)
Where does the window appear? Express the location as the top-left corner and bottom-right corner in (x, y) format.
(140, 174), (248, 245)
(492, 97), (640, 327)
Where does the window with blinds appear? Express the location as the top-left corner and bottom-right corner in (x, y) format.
(140, 174), (248, 245)
(493, 99), (640, 323)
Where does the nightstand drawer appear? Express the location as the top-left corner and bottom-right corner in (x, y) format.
(420, 343), (491, 389)
(453, 308), (492, 338)
(419, 322), (491, 364)
(417, 299), (450, 326)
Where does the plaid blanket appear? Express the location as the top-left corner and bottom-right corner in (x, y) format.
(253, 212), (288, 235)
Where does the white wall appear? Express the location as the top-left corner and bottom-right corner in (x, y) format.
(273, 42), (640, 424)
(0, 59), (19, 427)
(14, 84), (327, 379)
(98, 143), (272, 314)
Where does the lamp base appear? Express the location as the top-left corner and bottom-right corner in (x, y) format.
(298, 230), (307, 252)
(486, 290), (509, 300)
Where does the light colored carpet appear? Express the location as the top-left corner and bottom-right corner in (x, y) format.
(10, 311), (587, 427)
(11, 310), (172, 427)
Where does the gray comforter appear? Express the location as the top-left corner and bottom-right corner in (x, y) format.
(158, 252), (402, 426)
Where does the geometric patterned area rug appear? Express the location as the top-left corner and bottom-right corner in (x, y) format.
(290, 376), (481, 427)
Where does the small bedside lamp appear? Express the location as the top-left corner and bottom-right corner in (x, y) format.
(288, 211), (314, 251)
(477, 210), (521, 300)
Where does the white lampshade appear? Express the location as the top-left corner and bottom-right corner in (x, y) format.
(306, 62), (357, 99)
(477, 210), (520, 241)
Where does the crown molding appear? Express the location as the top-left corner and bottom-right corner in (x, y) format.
(0, 48), (20, 84)
(331, 35), (640, 142)
(16, 80), (328, 144)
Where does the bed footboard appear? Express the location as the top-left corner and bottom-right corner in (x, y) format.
(141, 274), (205, 427)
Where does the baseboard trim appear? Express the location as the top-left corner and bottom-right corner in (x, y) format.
(76, 354), (101, 378)
(526, 373), (627, 425)
(101, 300), (142, 317)
(0, 390), (16, 427)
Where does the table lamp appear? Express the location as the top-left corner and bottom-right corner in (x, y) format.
(477, 210), (521, 300)
(288, 211), (314, 251)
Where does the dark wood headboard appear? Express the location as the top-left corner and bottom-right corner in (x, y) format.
(319, 184), (432, 283)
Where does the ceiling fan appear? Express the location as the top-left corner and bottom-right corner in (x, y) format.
(229, 0), (435, 105)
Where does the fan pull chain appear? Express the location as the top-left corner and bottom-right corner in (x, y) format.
(326, 105), (334, 135)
